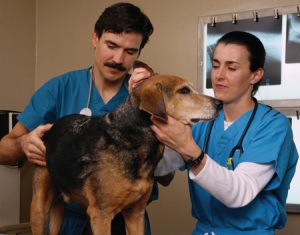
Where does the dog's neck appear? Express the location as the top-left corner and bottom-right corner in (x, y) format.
(106, 92), (152, 128)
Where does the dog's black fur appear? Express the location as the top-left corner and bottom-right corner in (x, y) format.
(30, 74), (220, 235)
(45, 94), (161, 196)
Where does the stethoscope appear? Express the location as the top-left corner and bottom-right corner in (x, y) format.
(79, 66), (130, 117)
(79, 67), (94, 116)
(203, 98), (258, 170)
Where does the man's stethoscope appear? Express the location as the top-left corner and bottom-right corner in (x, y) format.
(79, 67), (94, 116)
(203, 98), (258, 170)
(79, 66), (130, 116)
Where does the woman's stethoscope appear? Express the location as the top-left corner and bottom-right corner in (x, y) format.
(203, 98), (258, 170)
(80, 67), (94, 116)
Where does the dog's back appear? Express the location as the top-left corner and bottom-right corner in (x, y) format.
(45, 108), (162, 197)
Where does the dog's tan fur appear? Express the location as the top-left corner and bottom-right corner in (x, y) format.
(30, 74), (220, 235)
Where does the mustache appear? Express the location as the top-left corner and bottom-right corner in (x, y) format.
(104, 62), (126, 71)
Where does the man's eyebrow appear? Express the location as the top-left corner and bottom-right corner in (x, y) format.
(126, 47), (139, 52)
(105, 39), (117, 46)
(105, 40), (139, 52)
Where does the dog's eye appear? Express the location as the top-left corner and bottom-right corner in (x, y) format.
(177, 87), (191, 94)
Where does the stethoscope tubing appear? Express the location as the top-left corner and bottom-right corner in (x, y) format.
(203, 98), (258, 169)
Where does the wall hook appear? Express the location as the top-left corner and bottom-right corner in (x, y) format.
(211, 16), (216, 27)
(253, 11), (259, 22)
(232, 14), (237, 24)
(274, 8), (280, 19)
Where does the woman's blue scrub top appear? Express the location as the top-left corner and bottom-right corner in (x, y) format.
(188, 105), (298, 235)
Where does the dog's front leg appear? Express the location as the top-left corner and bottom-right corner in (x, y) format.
(122, 207), (145, 235)
(30, 166), (57, 235)
(122, 187), (152, 235)
(87, 206), (113, 235)
(85, 187), (113, 235)
(48, 197), (64, 235)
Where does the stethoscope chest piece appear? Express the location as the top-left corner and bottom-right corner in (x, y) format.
(80, 107), (92, 116)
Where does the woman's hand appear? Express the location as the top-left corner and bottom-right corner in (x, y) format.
(151, 116), (206, 174)
(150, 116), (200, 158)
(20, 124), (52, 166)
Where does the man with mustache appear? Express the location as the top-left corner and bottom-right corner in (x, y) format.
(0, 2), (173, 235)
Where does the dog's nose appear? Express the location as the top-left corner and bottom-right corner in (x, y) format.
(214, 99), (223, 110)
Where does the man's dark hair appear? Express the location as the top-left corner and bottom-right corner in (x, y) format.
(216, 31), (266, 96)
(94, 2), (154, 50)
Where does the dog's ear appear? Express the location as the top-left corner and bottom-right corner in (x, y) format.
(139, 83), (168, 121)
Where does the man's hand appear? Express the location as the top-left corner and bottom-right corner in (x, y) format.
(128, 67), (153, 92)
(20, 124), (52, 166)
(128, 60), (156, 92)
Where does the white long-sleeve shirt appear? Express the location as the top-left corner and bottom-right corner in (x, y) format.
(155, 148), (275, 208)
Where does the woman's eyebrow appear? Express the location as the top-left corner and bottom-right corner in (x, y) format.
(212, 58), (239, 65)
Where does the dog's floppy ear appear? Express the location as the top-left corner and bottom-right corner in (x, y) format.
(139, 83), (168, 121)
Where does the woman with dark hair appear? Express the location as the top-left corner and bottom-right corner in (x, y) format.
(149, 31), (298, 234)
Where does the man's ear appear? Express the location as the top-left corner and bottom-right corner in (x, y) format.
(250, 68), (264, 85)
(91, 32), (99, 48)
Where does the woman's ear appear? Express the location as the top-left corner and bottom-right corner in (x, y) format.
(250, 68), (264, 85)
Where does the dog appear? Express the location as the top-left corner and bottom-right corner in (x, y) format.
(30, 69), (220, 235)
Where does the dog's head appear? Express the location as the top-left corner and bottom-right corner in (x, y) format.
(133, 75), (221, 125)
